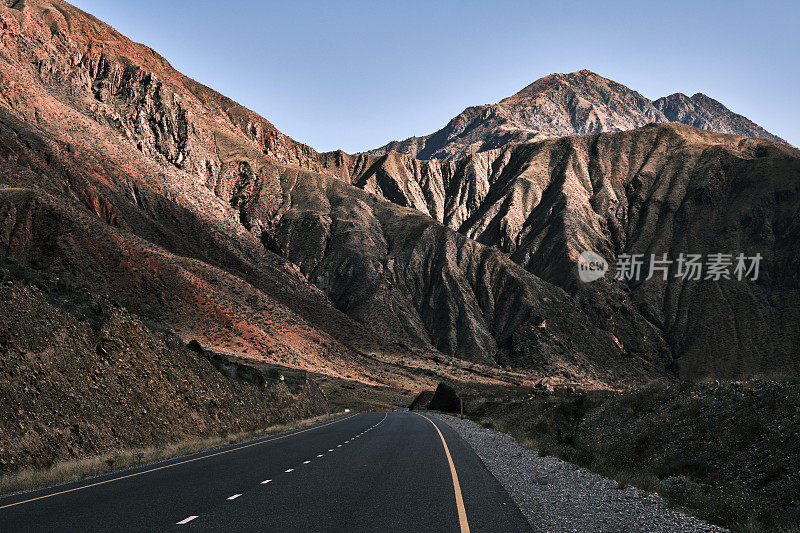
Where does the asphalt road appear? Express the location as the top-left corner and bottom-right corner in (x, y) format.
(0, 412), (531, 532)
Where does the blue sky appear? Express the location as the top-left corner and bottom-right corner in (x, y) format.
(71, 1), (798, 152)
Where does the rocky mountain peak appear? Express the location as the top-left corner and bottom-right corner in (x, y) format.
(502, 69), (629, 104)
(368, 70), (789, 161)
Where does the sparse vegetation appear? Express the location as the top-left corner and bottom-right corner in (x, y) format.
(477, 413), (787, 531)
(0, 412), (345, 496)
(461, 380), (800, 532)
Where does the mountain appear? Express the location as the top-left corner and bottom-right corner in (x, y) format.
(0, 0), (516, 392)
(368, 70), (789, 161)
(0, 0), (657, 388)
(1, 0), (798, 398)
(0, 0), (380, 383)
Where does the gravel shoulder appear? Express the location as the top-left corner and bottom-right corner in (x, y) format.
(435, 413), (727, 532)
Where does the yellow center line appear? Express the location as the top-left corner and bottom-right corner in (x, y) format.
(416, 413), (470, 533)
(0, 413), (358, 510)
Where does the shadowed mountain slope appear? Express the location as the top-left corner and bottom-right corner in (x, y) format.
(323, 125), (800, 378)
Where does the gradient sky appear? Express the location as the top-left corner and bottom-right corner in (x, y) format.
(71, 0), (798, 152)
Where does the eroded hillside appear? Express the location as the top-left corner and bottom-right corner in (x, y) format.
(1, 0), (798, 387)
(324, 126), (800, 377)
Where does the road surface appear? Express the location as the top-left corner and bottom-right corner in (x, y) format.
(0, 412), (531, 532)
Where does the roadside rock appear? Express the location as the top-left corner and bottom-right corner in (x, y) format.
(428, 382), (460, 413)
(408, 390), (434, 411)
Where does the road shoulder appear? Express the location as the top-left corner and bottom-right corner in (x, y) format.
(434, 414), (725, 533)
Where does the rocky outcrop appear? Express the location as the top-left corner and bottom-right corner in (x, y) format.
(408, 382), (461, 412)
(368, 70), (789, 161)
(408, 390), (435, 411)
(428, 382), (461, 413)
(187, 339), (270, 389)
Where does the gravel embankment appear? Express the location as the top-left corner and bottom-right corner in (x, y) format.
(435, 414), (726, 532)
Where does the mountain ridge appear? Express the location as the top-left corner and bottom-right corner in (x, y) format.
(367, 69), (789, 161)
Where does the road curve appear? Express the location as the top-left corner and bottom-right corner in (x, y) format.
(0, 412), (531, 532)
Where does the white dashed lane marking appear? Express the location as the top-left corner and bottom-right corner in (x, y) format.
(176, 414), (393, 527)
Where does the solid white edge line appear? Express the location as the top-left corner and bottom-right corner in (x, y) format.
(177, 516), (198, 525)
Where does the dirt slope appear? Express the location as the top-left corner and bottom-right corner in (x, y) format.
(0, 260), (329, 474)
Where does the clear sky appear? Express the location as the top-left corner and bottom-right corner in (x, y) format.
(71, 0), (798, 152)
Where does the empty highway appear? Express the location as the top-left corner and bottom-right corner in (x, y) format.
(0, 412), (531, 532)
